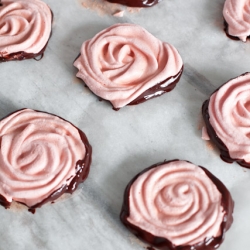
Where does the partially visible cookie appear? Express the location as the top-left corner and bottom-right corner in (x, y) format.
(0, 0), (52, 62)
(105, 0), (161, 7)
(0, 109), (92, 213)
(223, 0), (250, 41)
(74, 23), (183, 110)
(202, 72), (250, 168)
(121, 160), (234, 250)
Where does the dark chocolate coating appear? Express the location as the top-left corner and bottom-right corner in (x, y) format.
(202, 97), (250, 168)
(0, 109), (92, 213)
(105, 0), (161, 7)
(120, 160), (234, 250)
(128, 67), (183, 106)
(0, 44), (47, 62)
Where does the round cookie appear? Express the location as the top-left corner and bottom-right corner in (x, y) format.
(0, 109), (92, 212)
(0, 0), (52, 62)
(120, 160), (234, 250)
(74, 23), (183, 110)
(202, 72), (250, 168)
(223, 0), (250, 41)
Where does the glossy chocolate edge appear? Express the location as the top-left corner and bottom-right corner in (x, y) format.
(105, 0), (161, 7)
(0, 108), (92, 213)
(128, 66), (183, 107)
(202, 73), (250, 168)
(0, 7), (53, 63)
(120, 159), (234, 250)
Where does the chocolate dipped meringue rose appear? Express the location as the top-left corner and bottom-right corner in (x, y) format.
(223, 0), (250, 41)
(105, 0), (161, 7)
(0, 0), (52, 62)
(74, 23), (183, 110)
(120, 160), (234, 250)
(0, 109), (92, 212)
(202, 72), (250, 168)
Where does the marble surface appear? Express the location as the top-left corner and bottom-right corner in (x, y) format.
(1, 0), (250, 249)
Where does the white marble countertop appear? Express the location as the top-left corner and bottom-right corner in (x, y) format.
(1, 0), (250, 249)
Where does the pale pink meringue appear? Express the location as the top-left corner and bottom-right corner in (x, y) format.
(209, 73), (250, 163)
(0, 109), (86, 207)
(74, 23), (183, 109)
(0, 0), (52, 56)
(128, 161), (225, 246)
(223, 0), (250, 41)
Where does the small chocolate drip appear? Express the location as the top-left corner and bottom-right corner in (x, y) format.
(146, 247), (155, 250)
(34, 53), (44, 61)
(120, 160), (234, 250)
(0, 194), (11, 209)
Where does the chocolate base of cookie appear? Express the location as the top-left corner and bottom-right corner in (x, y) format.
(120, 159), (234, 250)
(0, 33), (51, 62)
(0, 50), (45, 62)
(202, 99), (250, 168)
(0, 109), (92, 213)
(105, 0), (161, 7)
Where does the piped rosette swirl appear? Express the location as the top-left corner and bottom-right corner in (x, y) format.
(202, 73), (250, 168)
(74, 23), (183, 109)
(0, 109), (92, 212)
(0, 0), (52, 62)
(223, 0), (250, 41)
(120, 160), (234, 250)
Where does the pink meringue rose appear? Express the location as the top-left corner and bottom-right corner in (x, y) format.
(208, 73), (250, 164)
(74, 23), (183, 109)
(127, 160), (225, 246)
(223, 0), (250, 41)
(0, 0), (52, 61)
(0, 109), (91, 210)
